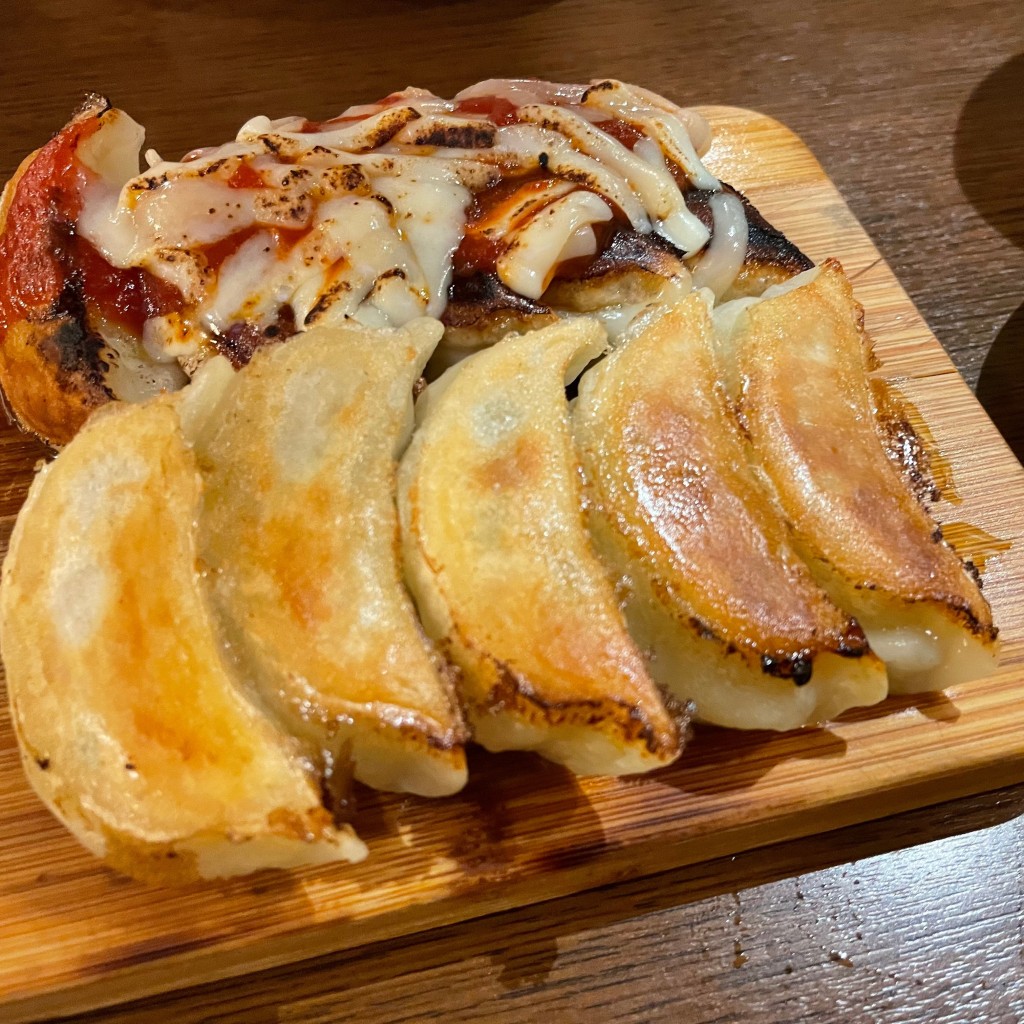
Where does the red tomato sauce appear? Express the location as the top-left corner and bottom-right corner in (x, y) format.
(453, 173), (551, 276)
(453, 96), (519, 126)
(226, 162), (265, 189)
(77, 239), (181, 335)
(594, 119), (645, 150)
(0, 110), (183, 335)
(199, 225), (308, 277)
(454, 171), (621, 281)
(0, 114), (97, 331)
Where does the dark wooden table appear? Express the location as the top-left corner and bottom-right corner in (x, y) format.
(3, 1), (1023, 1020)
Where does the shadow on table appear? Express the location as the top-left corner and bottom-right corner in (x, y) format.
(954, 52), (1024, 249)
(976, 300), (1024, 464)
(954, 52), (1024, 462)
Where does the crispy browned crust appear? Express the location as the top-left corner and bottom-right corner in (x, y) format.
(478, 658), (686, 762)
(0, 316), (113, 446)
(442, 272), (559, 353)
(0, 96), (112, 447)
(738, 257), (995, 640)
(544, 227), (687, 311)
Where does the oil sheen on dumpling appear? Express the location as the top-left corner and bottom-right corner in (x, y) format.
(0, 399), (366, 882)
(188, 320), (468, 798)
(398, 318), (684, 775)
(715, 260), (998, 692)
(574, 294), (888, 730)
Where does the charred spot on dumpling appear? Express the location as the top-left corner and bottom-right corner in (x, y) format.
(572, 227), (685, 280)
(38, 315), (110, 386)
(761, 652), (814, 686)
(0, 315), (114, 445)
(216, 322), (266, 369)
(214, 305), (296, 368)
(439, 272), (558, 364)
(835, 620), (871, 657)
(445, 272), (552, 322)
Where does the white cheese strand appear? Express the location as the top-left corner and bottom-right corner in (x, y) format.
(372, 175), (471, 318)
(244, 106), (422, 152)
(453, 78), (588, 107)
(517, 105), (708, 256)
(604, 81), (714, 155)
(582, 80), (720, 191)
(496, 123), (651, 233)
(692, 192), (749, 299)
(497, 191), (613, 300)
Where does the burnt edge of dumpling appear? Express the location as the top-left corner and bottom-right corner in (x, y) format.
(482, 659), (680, 759)
(212, 304), (298, 369)
(38, 312), (113, 397)
(815, 258), (950, 509)
(290, 689), (470, 754)
(869, 376), (962, 508)
(558, 225), (687, 283)
(443, 271), (555, 327)
(644, 576), (873, 689)
(838, 562), (998, 641)
(760, 617), (873, 686)
(544, 185), (813, 305)
(0, 304), (115, 448)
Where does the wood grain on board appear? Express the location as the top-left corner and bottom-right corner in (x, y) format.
(0, 107), (1021, 1024)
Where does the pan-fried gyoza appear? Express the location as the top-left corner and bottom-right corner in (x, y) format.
(573, 294), (889, 731)
(0, 395), (368, 881)
(398, 318), (685, 775)
(187, 320), (469, 799)
(711, 262), (998, 691)
(0, 83), (999, 882)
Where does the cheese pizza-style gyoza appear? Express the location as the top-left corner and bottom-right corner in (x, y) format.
(0, 79), (808, 446)
(0, 79), (1000, 882)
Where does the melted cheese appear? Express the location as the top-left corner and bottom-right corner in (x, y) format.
(75, 79), (735, 366)
(692, 191), (749, 298)
(498, 191), (613, 300)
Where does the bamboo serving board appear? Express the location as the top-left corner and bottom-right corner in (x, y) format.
(1, 106), (1022, 1023)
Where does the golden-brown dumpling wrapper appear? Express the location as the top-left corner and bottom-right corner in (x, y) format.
(574, 294), (888, 730)
(718, 260), (998, 691)
(0, 400), (365, 882)
(399, 318), (683, 776)
(190, 321), (468, 798)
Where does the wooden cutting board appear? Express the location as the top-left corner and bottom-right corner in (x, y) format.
(1, 106), (1022, 1024)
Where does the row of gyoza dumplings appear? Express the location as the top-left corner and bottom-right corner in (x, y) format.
(0, 260), (997, 880)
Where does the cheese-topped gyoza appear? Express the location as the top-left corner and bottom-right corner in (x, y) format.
(574, 293), (889, 730)
(398, 318), (684, 775)
(0, 397), (367, 882)
(713, 261), (999, 691)
(0, 81), (811, 446)
(186, 320), (468, 798)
